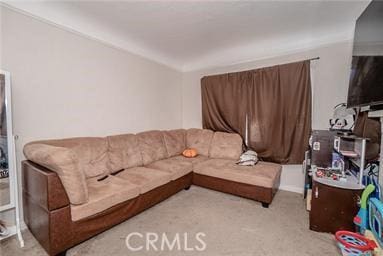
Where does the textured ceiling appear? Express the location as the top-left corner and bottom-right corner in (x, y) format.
(4, 1), (370, 71)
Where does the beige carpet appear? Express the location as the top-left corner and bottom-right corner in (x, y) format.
(1, 186), (339, 256)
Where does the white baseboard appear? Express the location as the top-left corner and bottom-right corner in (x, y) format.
(279, 185), (304, 194)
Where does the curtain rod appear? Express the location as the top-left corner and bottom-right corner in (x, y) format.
(309, 57), (320, 61)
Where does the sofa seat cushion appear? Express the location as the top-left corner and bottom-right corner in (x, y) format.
(194, 159), (281, 188)
(70, 176), (139, 221)
(146, 159), (193, 180)
(170, 155), (210, 165)
(114, 167), (172, 194)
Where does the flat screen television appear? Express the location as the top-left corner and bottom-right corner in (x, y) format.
(347, 0), (383, 108)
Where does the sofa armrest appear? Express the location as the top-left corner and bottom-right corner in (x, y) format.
(23, 143), (88, 204)
(22, 160), (74, 255)
(22, 160), (70, 211)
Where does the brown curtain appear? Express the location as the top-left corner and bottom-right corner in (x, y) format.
(247, 61), (311, 164)
(201, 71), (250, 139)
(201, 60), (312, 164)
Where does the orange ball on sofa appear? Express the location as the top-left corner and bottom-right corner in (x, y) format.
(182, 148), (198, 158)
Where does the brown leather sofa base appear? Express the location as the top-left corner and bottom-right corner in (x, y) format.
(22, 160), (192, 256)
(22, 160), (280, 256)
(72, 170), (192, 245)
(193, 173), (280, 205)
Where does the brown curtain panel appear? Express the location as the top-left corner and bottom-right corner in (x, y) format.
(201, 60), (312, 164)
(247, 61), (312, 164)
(201, 71), (250, 138)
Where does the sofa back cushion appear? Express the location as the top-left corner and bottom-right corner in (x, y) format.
(23, 143), (88, 205)
(162, 129), (186, 157)
(107, 134), (143, 173)
(137, 130), (168, 165)
(31, 137), (110, 179)
(209, 132), (243, 160)
(186, 129), (214, 157)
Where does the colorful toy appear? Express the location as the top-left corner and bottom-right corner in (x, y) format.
(354, 184), (376, 234)
(364, 230), (382, 255)
(335, 231), (377, 256)
(369, 198), (383, 248)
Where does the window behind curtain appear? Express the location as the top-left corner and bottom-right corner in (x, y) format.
(201, 60), (312, 164)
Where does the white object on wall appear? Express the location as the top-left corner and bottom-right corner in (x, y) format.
(0, 70), (24, 246)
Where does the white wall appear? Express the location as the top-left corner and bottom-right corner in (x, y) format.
(2, 7), (183, 141)
(181, 41), (354, 193)
(0, 7), (183, 225)
(1, 6), (183, 154)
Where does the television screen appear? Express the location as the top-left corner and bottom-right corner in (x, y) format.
(347, 0), (383, 108)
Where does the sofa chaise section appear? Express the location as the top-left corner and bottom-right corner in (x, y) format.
(193, 159), (281, 207)
(194, 159), (281, 189)
(191, 131), (280, 207)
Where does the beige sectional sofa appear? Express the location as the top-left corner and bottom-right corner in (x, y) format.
(22, 128), (281, 256)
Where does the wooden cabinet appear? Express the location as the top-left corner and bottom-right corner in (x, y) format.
(309, 180), (362, 233)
